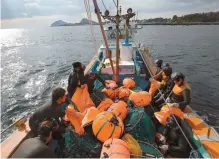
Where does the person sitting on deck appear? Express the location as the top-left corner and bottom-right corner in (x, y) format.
(159, 115), (190, 158)
(144, 59), (163, 91)
(153, 72), (191, 111)
(153, 64), (172, 84)
(11, 120), (58, 158)
(167, 72), (191, 111)
(154, 59), (163, 82)
(152, 65), (174, 109)
(29, 87), (67, 138)
(67, 62), (105, 98)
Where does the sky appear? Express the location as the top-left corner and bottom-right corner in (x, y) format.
(1, 0), (219, 28)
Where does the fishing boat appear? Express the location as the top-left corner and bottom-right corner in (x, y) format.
(1, 0), (219, 158)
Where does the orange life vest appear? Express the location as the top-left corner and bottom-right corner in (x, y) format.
(162, 71), (167, 80)
(172, 81), (191, 96)
(160, 71), (169, 86)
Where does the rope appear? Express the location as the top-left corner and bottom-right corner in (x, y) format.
(112, 0), (117, 7)
(120, 16), (195, 151)
(101, 0), (107, 10)
(84, 0), (97, 54)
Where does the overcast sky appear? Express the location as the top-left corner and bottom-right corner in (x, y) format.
(1, 0), (219, 28)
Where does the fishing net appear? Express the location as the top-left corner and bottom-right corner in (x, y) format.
(138, 140), (163, 158)
(124, 107), (156, 143)
(63, 125), (102, 158)
(189, 150), (202, 158)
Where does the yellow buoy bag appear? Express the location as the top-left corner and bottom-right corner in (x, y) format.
(122, 133), (142, 158)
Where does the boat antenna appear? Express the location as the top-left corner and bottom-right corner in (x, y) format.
(136, 10), (138, 21)
(92, 0), (115, 75)
(115, 0), (120, 83)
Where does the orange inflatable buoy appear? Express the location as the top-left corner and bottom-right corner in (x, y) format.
(128, 91), (151, 107)
(154, 104), (184, 125)
(102, 88), (119, 99)
(65, 105), (85, 135)
(71, 84), (95, 113)
(123, 78), (136, 89)
(82, 107), (100, 127)
(107, 101), (129, 120)
(100, 138), (130, 158)
(92, 112), (124, 142)
(118, 87), (131, 101)
(105, 80), (118, 89)
(97, 98), (114, 112)
(149, 79), (161, 97)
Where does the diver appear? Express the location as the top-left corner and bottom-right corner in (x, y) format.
(144, 59), (163, 91)
(29, 87), (67, 135)
(153, 72), (191, 111)
(67, 62), (86, 99)
(159, 115), (190, 158)
(152, 65), (174, 110)
(67, 62), (106, 97)
(167, 72), (191, 111)
(153, 63), (171, 83)
(28, 87), (69, 156)
(154, 59), (163, 82)
(85, 72), (105, 94)
(163, 62), (170, 67)
(11, 120), (58, 158)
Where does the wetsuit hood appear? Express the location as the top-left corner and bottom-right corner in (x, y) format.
(171, 72), (185, 81)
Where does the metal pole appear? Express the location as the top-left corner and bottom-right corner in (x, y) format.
(115, 0), (120, 83)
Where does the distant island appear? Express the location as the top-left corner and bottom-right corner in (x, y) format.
(137, 11), (219, 25)
(51, 18), (98, 27)
(52, 12), (219, 27)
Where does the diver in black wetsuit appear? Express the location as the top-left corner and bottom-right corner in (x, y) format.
(159, 115), (190, 158)
(84, 72), (105, 94)
(152, 71), (191, 112)
(67, 62), (86, 99)
(29, 87), (68, 157)
(168, 72), (191, 111)
(154, 59), (163, 82)
(152, 65), (174, 110)
(145, 59), (163, 91)
(11, 120), (58, 158)
(67, 61), (105, 97)
(29, 87), (67, 134)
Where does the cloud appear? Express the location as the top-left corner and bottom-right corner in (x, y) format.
(1, 0), (219, 20)
(1, 0), (84, 19)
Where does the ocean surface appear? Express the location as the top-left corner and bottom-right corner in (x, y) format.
(1, 25), (219, 140)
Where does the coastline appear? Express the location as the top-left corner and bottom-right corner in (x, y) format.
(138, 22), (219, 25)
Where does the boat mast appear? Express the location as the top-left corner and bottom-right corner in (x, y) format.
(115, 0), (120, 84)
(93, 0), (115, 75)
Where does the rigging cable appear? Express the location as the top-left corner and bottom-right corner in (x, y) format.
(112, 0), (117, 7)
(84, 0), (97, 54)
(92, 0), (115, 75)
(101, 0), (107, 10)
